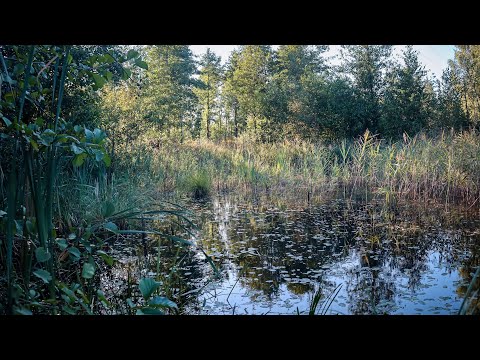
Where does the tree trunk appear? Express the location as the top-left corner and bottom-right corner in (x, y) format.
(234, 104), (238, 138)
(206, 100), (210, 139)
(206, 72), (210, 139)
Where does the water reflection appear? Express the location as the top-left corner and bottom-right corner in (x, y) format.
(186, 193), (480, 314)
(102, 191), (480, 314)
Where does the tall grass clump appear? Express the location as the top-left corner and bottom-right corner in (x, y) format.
(182, 171), (212, 198)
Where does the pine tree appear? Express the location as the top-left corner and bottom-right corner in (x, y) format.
(143, 45), (198, 140)
(435, 66), (469, 130)
(267, 45), (329, 137)
(194, 48), (223, 139)
(222, 50), (244, 138)
(230, 45), (273, 136)
(341, 45), (393, 134)
(381, 46), (431, 138)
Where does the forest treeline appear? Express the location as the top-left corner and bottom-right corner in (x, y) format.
(95, 45), (478, 147)
(3, 45), (478, 149)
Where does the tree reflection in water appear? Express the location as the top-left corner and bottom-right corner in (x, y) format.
(104, 191), (480, 314)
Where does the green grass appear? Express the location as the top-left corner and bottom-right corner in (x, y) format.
(114, 129), (480, 207)
(182, 171), (212, 198)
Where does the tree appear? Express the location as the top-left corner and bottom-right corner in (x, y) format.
(449, 45), (480, 126)
(341, 45), (393, 134)
(194, 48), (223, 139)
(266, 45), (329, 139)
(230, 45), (273, 137)
(222, 50), (245, 138)
(143, 45), (198, 141)
(434, 66), (469, 130)
(100, 82), (144, 163)
(381, 46), (432, 138)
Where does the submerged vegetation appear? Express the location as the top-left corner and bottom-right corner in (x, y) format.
(1, 44), (480, 315)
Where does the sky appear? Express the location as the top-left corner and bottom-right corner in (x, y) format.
(190, 45), (456, 80)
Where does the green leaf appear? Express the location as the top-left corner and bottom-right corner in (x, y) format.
(14, 220), (24, 236)
(39, 129), (56, 146)
(135, 59), (148, 70)
(56, 238), (68, 250)
(138, 278), (161, 300)
(96, 250), (114, 266)
(103, 53), (115, 64)
(104, 221), (118, 232)
(4, 75), (16, 85)
(83, 229), (92, 241)
(35, 247), (51, 263)
(101, 201), (115, 217)
(93, 128), (104, 140)
(2, 116), (12, 127)
(5, 92), (15, 103)
(26, 219), (36, 234)
(127, 49), (140, 60)
(33, 269), (52, 284)
(148, 296), (178, 310)
(91, 73), (106, 90)
(137, 308), (164, 315)
(104, 71), (113, 82)
(121, 67), (132, 80)
(73, 153), (88, 167)
(62, 306), (77, 315)
(103, 153), (111, 167)
(94, 149), (104, 162)
(29, 139), (39, 151)
(71, 143), (84, 155)
(58, 135), (79, 144)
(82, 263), (95, 279)
(0, 210), (7, 218)
(85, 128), (94, 142)
(35, 117), (45, 127)
(60, 285), (77, 301)
(68, 247), (81, 259)
(97, 290), (111, 307)
(14, 63), (24, 75)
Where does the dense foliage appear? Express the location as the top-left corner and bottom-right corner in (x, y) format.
(93, 45), (477, 145)
(1, 44), (479, 315)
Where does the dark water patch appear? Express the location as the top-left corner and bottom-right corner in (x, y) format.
(101, 191), (480, 314)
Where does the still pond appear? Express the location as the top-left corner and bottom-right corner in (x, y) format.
(103, 191), (480, 314)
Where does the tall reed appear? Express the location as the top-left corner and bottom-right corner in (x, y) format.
(118, 129), (480, 207)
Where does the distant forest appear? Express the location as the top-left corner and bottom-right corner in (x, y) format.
(94, 45), (476, 144)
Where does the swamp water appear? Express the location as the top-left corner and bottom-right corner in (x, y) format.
(103, 191), (480, 314)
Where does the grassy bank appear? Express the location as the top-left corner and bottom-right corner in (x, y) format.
(114, 129), (480, 207)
